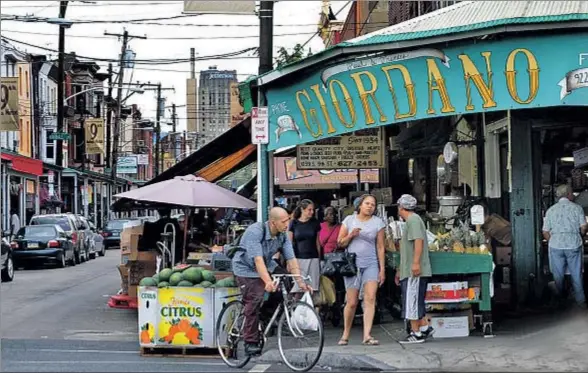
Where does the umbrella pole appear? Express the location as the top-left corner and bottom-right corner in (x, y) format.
(182, 208), (190, 263)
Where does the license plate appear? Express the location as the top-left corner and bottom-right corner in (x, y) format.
(28, 243), (39, 249)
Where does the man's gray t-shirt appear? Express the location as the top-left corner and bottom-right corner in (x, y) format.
(342, 214), (385, 268)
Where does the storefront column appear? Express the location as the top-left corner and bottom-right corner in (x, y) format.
(83, 178), (89, 219)
(93, 182), (98, 226)
(509, 111), (539, 305)
(1, 163), (6, 231)
(73, 174), (79, 215)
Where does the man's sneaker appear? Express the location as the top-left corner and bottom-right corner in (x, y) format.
(399, 332), (425, 345)
(422, 326), (435, 339)
(245, 342), (262, 356)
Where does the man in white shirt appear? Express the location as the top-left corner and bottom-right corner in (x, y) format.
(10, 209), (21, 240)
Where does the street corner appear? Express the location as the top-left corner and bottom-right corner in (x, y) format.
(257, 348), (397, 371)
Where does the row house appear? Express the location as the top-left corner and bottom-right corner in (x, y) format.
(1, 41), (141, 231)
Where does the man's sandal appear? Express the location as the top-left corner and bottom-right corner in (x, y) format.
(362, 337), (379, 346)
(337, 339), (349, 346)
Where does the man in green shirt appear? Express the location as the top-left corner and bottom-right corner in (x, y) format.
(395, 194), (433, 344)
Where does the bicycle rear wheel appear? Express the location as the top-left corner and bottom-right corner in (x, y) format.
(215, 300), (251, 368)
(277, 300), (324, 372)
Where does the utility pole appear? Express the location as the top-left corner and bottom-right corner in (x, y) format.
(105, 29), (147, 180)
(257, 0), (274, 222)
(155, 83), (162, 176)
(55, 0), (68, 167)
(105, 63), (113, 169)
(171, 103), (177, 161)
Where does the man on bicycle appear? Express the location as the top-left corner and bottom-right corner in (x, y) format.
(232, 207), (312, 356)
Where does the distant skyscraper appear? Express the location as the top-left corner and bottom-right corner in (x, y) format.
(197, 66), (237, 146)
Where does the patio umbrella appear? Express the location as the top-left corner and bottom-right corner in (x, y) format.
(113, 174), (257, 209)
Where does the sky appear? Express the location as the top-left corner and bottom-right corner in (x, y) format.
(0, 0), (351, 132)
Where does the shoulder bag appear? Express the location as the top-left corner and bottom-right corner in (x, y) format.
(321, 220), (357, 277)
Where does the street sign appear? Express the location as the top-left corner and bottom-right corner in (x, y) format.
(49, 132), (71, 141)
(251, 106), (269, 145)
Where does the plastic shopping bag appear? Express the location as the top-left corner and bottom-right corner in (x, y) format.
(292, 292), (319, 331)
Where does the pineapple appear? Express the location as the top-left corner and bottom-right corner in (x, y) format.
(451, 227), (465, 253)
(474, 231), (488, 254)
(464, 232), (474, 254)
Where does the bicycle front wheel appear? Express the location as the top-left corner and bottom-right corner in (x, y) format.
(215, 300), (251, 368)
(277, 300), (324, 372)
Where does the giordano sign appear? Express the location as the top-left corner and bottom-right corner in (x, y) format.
(266, 33), (588, 151)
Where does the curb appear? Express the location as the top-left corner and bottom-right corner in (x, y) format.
(258, 349), (397, 371)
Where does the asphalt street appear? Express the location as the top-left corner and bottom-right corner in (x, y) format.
(0, 251), (332, 372)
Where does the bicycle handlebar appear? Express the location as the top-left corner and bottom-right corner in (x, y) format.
(271, 273), (312, 286)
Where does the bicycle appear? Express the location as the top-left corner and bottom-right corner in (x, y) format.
(215, 274), (324, 372)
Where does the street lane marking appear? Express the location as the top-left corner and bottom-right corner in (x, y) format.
(9, 360), (225, 366)
(1, 348), (137, 354)
(249, 364), (271, 372)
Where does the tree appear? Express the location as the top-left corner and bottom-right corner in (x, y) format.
(275, 43), (313, 68)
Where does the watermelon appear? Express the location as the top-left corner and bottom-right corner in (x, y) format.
(177, 280), (193, 287)
(159, 268), (173, 282)
(169, 272), (183, 286)
(201, 270), (216, 284)
(199, 281), (213, 288)
(158, 281), (170, 288)
(152, 274), (160, 283)
(173, 264), (191, 273)
(182, 267), (203, 284)
(139, 277), (158, 287)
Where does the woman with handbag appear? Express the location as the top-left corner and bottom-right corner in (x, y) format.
(336, 194), (386, 346)
(288, 199), (321, 296)
(319, 207), (342, 255)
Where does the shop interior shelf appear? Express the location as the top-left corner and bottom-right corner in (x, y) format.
(387, 252), (493, 275)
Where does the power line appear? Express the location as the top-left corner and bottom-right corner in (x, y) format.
(1, 29), (317, 40)
(1, 35), (258, 64)
(1, 1), (183, 7)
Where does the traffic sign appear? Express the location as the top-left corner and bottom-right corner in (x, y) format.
(251, 106), (269, 145)
(49, 132), (71, 141)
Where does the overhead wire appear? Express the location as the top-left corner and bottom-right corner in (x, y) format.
(1, 35), (259, 64)
(1, 29), (317, 40)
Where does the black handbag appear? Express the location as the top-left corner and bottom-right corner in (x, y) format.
(321, 251), (357, 277)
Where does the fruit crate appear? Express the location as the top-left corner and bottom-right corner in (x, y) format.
(138, 286), (239, 349)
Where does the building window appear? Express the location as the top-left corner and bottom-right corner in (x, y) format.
(46, 131), (55, 159)
(18, 67), (22, 93)
(25, 71), (29, 98)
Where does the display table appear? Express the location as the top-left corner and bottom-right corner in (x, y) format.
(386, 251), (494, 336)
(138, 286), (239, 351)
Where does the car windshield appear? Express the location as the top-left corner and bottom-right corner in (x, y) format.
(31, 217), (71, 231)
(106, 220), (128, 230)
(17, 226), (56, 239)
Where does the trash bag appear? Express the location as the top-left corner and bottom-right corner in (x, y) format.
(292, 292), (319, 331)
(319, 276), (336, 306)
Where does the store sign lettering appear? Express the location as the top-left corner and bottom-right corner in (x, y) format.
(160, 306), (203, 318)
(266, 33), (588, 151)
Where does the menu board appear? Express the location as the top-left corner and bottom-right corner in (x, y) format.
(296, 129), (384, 170)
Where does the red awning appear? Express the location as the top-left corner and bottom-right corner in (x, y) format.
(1, 153), (43, 176)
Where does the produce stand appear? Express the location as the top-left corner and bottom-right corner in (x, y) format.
(386, 251), (495, 336)
(137, 268), (240, 354)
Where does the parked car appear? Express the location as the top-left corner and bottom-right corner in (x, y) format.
(79, 216), (97, 259)
(1, 231), (14, 282)
(11, 225), (76, 268)
(88, 220), (105, 257)
(29, 214), (87, 264)
(102, 219), (131, 250)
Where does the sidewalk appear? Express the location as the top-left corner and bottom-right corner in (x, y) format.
(259, 308), (588, 371)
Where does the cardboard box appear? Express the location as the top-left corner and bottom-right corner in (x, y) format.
(428, 315), (470, 338)
(128, 285), (138, 297)
(118, 264), (129, 293)
(495, 246), (512, 266)
(128, 260), (157, 285)
(427, 309), (474, 331)
(121, 254), (130, 265)
(426, 281), (469, 303)
(121, 233), (141, 257)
